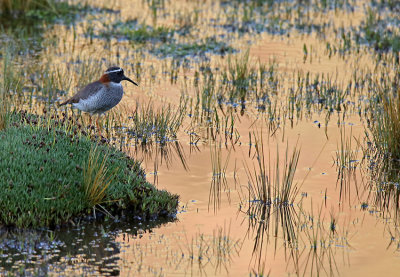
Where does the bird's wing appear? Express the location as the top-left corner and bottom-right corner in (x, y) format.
(59, 81), (103, 105)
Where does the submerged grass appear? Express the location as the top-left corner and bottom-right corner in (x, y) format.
(127, 100), (186, 146)
(98, 17), (233, 59)
(100, 19), (175, 43)
(151, 37), (235, 59)
(357, 7), (400, 58)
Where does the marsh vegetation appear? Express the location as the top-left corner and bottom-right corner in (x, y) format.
(1, 0), (400, 275)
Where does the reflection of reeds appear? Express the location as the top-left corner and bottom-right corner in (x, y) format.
(125, 99), (189, 183)
(242, 197), (352, 276)
(386, 225), (400, 252)
(239, 132), (351, 275)
(243, 201), (298, 267)
(209, 142), (232, 212)
(176, 222), (242, 275)
(334, 124), (360, 202)
(150, 140), (188, 185)
(290, 201), (352, 277)
(128, 134), (188, 171)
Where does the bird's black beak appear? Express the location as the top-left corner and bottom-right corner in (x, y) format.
(123, 76), (138, 86)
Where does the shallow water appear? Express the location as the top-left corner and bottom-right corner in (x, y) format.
(2, 0), (400, 275)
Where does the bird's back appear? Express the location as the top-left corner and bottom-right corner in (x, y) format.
(60, 81), (104, 106)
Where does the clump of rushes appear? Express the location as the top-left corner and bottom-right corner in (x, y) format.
(365, 93), (400, 219)
(368, 94), (400, 161)
(244, 132), (301, 205)
(0, 112), (178, 228)
(238, 132), (301, 266)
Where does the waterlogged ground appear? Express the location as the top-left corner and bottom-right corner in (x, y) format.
(2, 0), (400, 275)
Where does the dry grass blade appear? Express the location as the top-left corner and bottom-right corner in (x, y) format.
(0, 94), (9, 131)
(0, 46), (23, 130)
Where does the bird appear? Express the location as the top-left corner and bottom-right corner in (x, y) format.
(59, 66), (138, 130)
(60, 66), (138, 113)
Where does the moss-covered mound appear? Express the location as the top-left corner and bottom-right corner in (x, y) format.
(0, 113), (178, 228)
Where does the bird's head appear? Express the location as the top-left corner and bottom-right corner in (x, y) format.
(101, 66), (138, 86)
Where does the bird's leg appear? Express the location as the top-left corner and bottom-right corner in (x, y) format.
(88, 114), (94, 136)
(71, 108), (79, 127)
(96, 116), (99, 132)
(96, 115), (102, 137)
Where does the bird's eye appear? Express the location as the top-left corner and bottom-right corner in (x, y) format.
(119, 70), (123, 75)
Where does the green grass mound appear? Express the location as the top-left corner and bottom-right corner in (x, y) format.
(0, 113), (179, 228)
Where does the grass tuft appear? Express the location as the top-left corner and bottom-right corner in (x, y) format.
(83, 145), (117, 208)
(243, 132), (301, 206)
